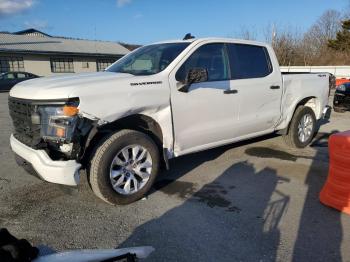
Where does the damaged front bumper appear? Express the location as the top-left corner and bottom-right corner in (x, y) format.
(10, 134), (81, 186)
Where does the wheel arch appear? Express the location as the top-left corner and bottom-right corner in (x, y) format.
(81, 114), (167, 168)
(278, 96), (320, 135)
(297, 96), (320, 118)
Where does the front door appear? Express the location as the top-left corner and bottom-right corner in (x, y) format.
(169, 43), (239, 155)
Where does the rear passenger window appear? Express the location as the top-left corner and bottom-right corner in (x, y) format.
(228, 44), (272, 79)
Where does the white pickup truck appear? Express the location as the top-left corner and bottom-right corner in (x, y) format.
(9, 37), (331, 205)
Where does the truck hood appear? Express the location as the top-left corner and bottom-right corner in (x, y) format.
(9, 72), (134, 100)
(9, 71), (171, 126)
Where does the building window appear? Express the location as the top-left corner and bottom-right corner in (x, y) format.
(96, 59), (115, 71)
(0, 57), (24, 73)
(50, 58), (74, 73)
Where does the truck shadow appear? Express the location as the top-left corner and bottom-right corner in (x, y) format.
(121, 161), (289, 261)
(151, 133), (279, 194)
(120, 131), (344, 261)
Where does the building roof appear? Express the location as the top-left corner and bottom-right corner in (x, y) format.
(14, 28), (52, 37)
(0, 30), (130, 57)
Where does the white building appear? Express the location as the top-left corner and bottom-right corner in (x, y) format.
(0, 28), (130, 76)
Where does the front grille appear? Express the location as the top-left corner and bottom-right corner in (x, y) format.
(8, 97), (41, 148)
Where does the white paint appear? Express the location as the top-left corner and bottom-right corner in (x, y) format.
(9, 38), (331, 186)
(33, 246), (154, 262)
(10, 135), (81, 186)
(276, 73), (330, 130)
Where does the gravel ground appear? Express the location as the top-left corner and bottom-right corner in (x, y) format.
(1, 92), (350, 261)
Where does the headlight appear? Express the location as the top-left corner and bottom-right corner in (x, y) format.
(337, 85), (346, 92)
(38, 102), (79, 141)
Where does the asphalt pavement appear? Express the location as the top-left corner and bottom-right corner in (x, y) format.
(1, 92), (350, 261)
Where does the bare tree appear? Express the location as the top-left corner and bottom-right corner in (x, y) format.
(303, 10), (344, 65)
(232, 26), (257, 40)
(305, 10), (342, 50)
(237, 9), (346, 66)
(270, 9), (344, 66)
(264, 25), (302, 66)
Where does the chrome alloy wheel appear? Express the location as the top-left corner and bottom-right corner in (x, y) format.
(297, 114), (314, 143)
(109, 145), (152, 195)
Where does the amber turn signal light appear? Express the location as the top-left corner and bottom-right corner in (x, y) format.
(63, 105), (79, 116)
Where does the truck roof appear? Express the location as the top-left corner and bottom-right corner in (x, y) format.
(153, 37), (269, 47)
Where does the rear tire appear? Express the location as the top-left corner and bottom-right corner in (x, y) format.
(89, 129), (160, 205)
(283, 106), (316, 148)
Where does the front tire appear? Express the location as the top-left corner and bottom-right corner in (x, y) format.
(283, 106), (316, 148)
(89, 129), (160, 205)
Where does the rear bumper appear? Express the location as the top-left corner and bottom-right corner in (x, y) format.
(10, 134), (81, 186)
(322, 105), (332, 119)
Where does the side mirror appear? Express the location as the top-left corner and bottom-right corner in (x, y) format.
(178, 68), (208, 93)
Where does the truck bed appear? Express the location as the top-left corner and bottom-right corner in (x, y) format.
(275, 73), (331, 131)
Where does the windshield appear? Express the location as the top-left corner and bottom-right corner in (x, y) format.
(107, 42), (190, 76)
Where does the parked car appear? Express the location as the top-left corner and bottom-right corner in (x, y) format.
(8, 37), (331, 205)
(336, 78), (350, 86)
(334, 82), (350, 112)
(0, 72), (39, 92)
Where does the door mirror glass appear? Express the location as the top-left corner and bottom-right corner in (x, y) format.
(178, 68), (208, 93)
(186, 68), (208, 84)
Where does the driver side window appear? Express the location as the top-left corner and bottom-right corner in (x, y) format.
(176, 43), (229, 82)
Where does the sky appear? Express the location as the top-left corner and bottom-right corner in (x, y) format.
(0, 0), (348, 45)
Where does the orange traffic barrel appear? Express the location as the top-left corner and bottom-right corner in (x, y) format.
(320, 131), (350, 215)
(336, 78), (350, 86)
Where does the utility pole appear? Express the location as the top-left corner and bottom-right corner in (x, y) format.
(272, 23), (276, 47)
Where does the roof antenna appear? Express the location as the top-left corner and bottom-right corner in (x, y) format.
(183, 33), (195, 40)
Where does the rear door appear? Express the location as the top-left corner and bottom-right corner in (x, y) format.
(227, 43), (283, 136)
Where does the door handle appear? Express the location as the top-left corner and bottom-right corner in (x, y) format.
(223, 89), (238, 94)
(270, 85), (280, 90)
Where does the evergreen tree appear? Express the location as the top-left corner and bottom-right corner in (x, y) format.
(328, 20), (350, 51)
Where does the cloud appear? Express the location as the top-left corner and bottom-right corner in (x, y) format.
(0, 0), (35, 16)
(24, 19), (49, 30)
(117, 0), (131, 8)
